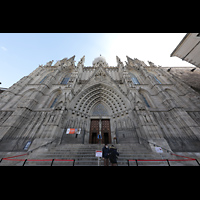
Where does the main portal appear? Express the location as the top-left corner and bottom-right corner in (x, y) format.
(89, 119), (111, 144)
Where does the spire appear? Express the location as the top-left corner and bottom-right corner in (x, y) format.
(126, 56), (147, 69)
(78, 55), (85, 66)
(116, 56), (125, 68)
(116, 56), (122, 66)
(68, 55), (76, 64)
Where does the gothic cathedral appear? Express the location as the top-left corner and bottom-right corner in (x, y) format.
(0, 55), (200, 153)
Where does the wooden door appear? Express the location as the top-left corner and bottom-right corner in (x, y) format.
(89, 119), (99, 144)
(101, 119), (111, 144)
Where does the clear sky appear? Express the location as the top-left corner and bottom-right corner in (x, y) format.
(0, 33), (193, 88)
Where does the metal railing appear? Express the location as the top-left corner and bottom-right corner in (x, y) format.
(0, 154), (75, 166)
(1, 133), (200, 166)
(127, 158), (200, 166)
(1, 156), (200, 166)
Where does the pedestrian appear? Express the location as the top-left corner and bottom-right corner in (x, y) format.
(109, 145), (119, 166)
(102, 143), (110, 166)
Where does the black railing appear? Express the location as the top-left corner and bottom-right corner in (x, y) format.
(127, 159), (200, 166)
(0, 156), (75, 166)
(1, 157), (200, 166)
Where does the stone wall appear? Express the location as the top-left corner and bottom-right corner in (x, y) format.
(0, 56), (200, 152)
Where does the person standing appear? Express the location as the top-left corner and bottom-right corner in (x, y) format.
(109, 145), (119, 166)
(102, 144), (110, 166)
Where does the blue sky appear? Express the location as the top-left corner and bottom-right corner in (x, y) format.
(0, 33), (193, 88)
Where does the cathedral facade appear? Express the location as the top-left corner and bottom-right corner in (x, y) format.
(0, 55), (200, 153)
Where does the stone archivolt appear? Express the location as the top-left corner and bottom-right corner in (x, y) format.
(71, 83), (129, 117)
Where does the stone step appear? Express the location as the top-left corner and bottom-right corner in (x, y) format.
(1, 158), (198, 166)
(25, 155), (165, 161)
(2, 143), (195, 166)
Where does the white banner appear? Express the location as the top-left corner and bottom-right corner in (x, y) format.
(95, 150), (102, 157)
(155, 147), (163, 153)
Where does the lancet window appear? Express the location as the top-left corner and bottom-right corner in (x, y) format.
(141, 94), (150, 108)
(149, 73), (161, 84)
(39, 76), (47, 84)
(61, 75), (71, 85)
(50, 94), (60, 108)
(129, 73), (140, 85)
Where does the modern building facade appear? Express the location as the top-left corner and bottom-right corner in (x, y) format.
(171, 33), (200, 68)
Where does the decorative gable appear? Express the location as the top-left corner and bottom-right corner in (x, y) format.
(94, 67), (106, 81)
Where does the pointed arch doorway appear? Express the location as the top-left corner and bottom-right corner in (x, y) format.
(89, 103), (111, 144)
(89, 119), (111, 144)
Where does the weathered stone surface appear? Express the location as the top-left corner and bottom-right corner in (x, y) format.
(0, 55), (200, 156)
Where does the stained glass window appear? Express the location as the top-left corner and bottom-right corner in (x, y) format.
(50, 94), (60, 108)
(149, 73), (161, 84)
(61, 74), (71, 85)
(129, 73), (140, 84)
(39, 76), (47, 84)
(141, 94), (150, 108)
(153, 75), (161, 84)
(61, 77), (70, 85)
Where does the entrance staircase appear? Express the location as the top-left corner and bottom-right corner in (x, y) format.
(0, 142), (198, 166)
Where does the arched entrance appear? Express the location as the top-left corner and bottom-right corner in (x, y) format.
(69, 83), (132, 144)
(89, 118), (111, 144)
(89, 102), (111, 144)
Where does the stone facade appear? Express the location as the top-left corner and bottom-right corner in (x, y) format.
(0, 55), (200, 152)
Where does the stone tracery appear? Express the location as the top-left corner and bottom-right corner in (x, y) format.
(70, 83), (130, 117)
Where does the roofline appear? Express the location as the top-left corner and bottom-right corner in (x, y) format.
(170, 33), (191, 57)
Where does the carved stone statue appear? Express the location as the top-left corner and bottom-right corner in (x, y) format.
(148, 61), (157, 67)
(45, 60), (54, 67)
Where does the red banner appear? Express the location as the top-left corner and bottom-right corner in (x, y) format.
(66, 128), (81, 134)
(66, 128), (75, 134)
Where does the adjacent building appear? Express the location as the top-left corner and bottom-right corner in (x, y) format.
(171, 33), (200, 68)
